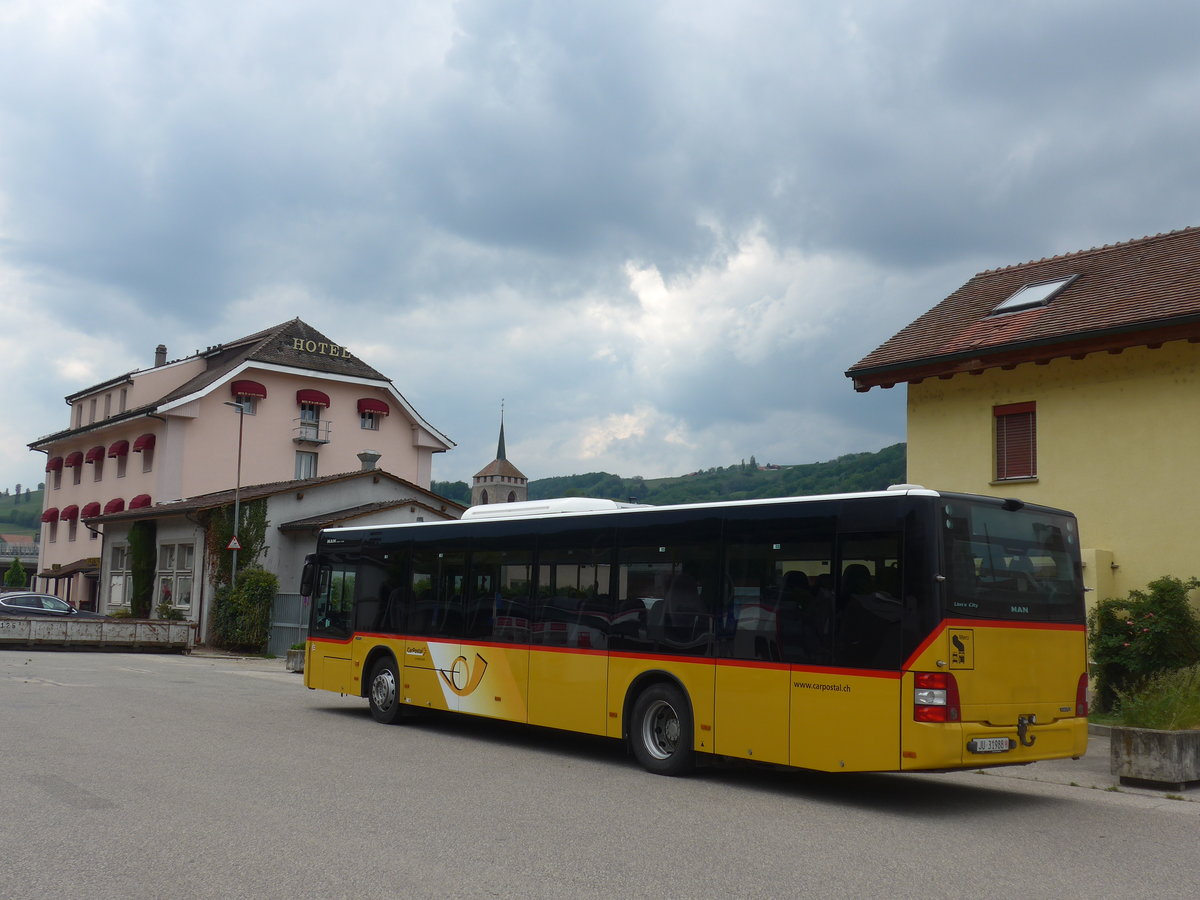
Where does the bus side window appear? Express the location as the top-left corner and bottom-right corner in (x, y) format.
(833, 534), (903, 670)
(534, 541), (612, 650)
(721, 515), (834, 664)
(616, 519), (720, 656)
(409, 546), (466, 639)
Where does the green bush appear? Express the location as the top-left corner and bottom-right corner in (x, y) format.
(1088, 576), (1200, 712)
(155, 598), (185, 621)
(1116, 663), (1200, 730)
(4, 558), (27, 588)
(211, 567), (278, 652)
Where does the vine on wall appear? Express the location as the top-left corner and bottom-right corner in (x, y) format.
(201, 498), (270, 589)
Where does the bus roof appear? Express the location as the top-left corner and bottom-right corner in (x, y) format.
(319, 484), (946, 538)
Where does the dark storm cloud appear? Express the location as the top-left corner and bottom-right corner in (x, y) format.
(4, 0), (1200, 485)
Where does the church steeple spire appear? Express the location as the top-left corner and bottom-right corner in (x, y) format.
(496, 401), (507, 461)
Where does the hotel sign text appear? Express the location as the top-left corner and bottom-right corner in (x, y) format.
(293, 338), (353, 359)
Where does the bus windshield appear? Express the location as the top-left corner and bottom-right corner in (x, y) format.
(941, 497), (1083, 622)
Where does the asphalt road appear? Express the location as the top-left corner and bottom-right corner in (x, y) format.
(2, 650), (1197, 899)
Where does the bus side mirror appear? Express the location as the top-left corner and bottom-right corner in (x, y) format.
(300, 561), (316, 598)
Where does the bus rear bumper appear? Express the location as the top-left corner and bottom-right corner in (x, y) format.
(900, 717), (1089, 771)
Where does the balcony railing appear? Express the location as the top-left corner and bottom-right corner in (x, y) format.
(0, 544), (40, 558)
(293, 418), (332, 445)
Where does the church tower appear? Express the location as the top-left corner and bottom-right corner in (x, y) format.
(471, 408), (528, 506)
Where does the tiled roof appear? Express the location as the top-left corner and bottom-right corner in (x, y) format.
(474, 458), (528, 481)
(847, 226), (1200, 391)
(156, 318), (389, 407)
(30, 318), (454, 451)
(84, 469), (465, 524)
(38, 557), (100, 579)
(278, 499), (459, 531)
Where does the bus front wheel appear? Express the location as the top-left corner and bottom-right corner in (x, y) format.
(368, 657), (405, 725)
(630, 683), (694, 776)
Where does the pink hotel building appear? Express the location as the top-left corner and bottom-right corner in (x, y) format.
(29, 319), (457, 624)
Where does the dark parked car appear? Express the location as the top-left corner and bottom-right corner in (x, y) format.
(0, 593), (108, 618)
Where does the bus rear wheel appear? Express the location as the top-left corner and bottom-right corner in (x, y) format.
(630, 683), (694, 776)
(368, 657), (405, 725)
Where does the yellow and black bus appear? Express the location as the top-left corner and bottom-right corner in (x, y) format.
(302, 486), (1088, 775)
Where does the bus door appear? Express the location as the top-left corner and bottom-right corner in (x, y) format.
(529, 533), (612, 735)
(789, 532), (903, 772)
(402, 546), (467, 713)
(459, 545), (532, 723)
(306, 559), (357, 694)
(718, 518), (833, 766)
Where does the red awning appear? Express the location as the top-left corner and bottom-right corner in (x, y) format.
(85, 445), (105, 464)
(81, 502), (102, 518)
(103, 498), (126, 515)
(231, 380), (268, 399)
(129, 494), (152, 509)
(357, 398), (390, 416)
(132, 433), (156, 452)
(41, 507), (59, 523)
(107, 440), (129, 458)
(297, 389), (331, 408)
(59, 505), (79, 521)
(64, 451), (84, 468)
(46, 456), (63, 472)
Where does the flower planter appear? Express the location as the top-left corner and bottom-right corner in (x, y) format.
(1110, 726), (1200, 790)
(285, 648), (305, 673)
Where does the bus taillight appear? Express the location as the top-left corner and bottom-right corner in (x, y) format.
(1076, 672), (1089, 717)
(913, 672), (961, 722)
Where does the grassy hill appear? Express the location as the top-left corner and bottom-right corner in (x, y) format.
(434, 443), (907, 507)
(0, 487), (43, 536)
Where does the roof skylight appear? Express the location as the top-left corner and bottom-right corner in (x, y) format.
(990, 275), (1077, 315)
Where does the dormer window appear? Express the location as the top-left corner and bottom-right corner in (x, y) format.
(990, 275), (1077, 316)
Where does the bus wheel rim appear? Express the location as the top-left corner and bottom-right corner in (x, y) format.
(372, 667), (397, 711)
(642, 699), (680, 760)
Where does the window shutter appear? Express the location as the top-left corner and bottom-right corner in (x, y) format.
(994, 402), (1036, 479)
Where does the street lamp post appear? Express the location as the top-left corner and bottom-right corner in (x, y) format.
(223, 401), (245, 586)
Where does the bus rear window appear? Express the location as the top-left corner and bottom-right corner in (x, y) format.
(942, 500), (1083, 622)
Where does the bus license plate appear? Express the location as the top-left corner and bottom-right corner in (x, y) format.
(968, 737), (1011, 754)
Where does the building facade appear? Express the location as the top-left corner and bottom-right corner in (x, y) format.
(28, 318), (455, 613)
(847, 226), (1200, 604)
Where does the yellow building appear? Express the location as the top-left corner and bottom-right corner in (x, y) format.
(847, 226), (1200, 605)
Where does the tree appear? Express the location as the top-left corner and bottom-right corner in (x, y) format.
(4, 558), (27, 589)
(128, 521), (157, 617)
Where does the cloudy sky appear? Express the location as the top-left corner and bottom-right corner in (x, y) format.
(2, 0), (1199, 489)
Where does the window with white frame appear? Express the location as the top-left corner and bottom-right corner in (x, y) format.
(109, 545), (131, 608)
(157, 543), (194, 610)
(296, 450), (318, 479)
(234, 396), (258, 415)
(360, 411), (380, 431)
(142, 447), (154, 474)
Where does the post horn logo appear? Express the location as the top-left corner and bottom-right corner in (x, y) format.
(439, 653), (488, 697)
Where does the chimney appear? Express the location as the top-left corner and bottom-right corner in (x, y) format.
(358, 450), (381, 471)
(155, 344), (167, 367)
